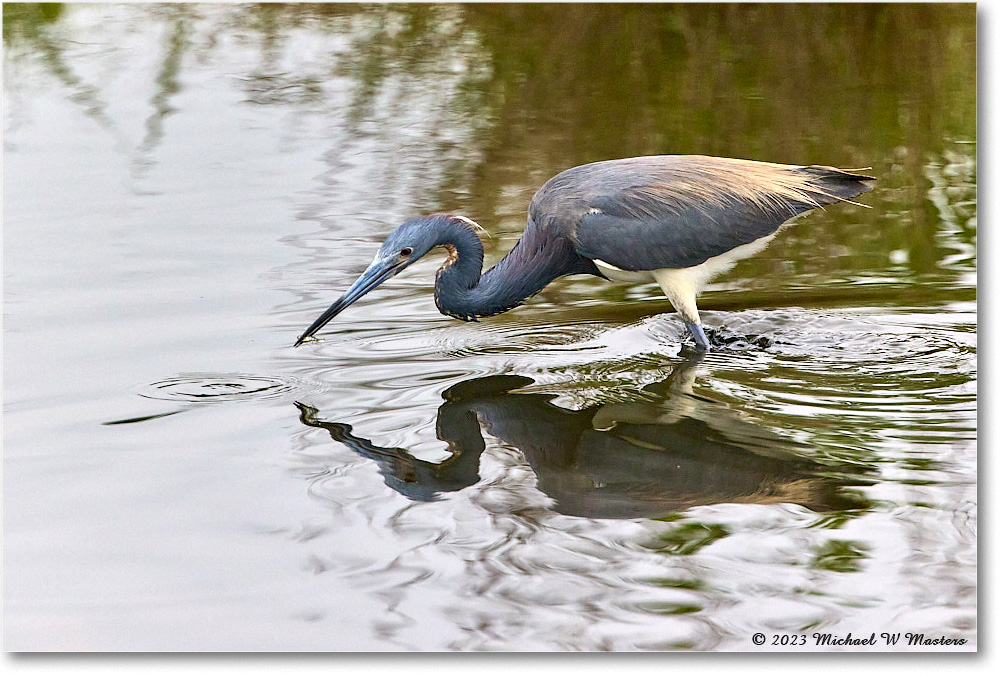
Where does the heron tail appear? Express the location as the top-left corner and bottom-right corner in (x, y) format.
(798, 165), (876, 207)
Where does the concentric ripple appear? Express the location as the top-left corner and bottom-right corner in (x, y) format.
(137, 374), (294, 403)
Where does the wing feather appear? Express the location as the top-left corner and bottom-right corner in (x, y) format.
(530, 155), (875, 271)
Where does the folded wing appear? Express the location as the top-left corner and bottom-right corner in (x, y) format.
(531, 155), (875, 271)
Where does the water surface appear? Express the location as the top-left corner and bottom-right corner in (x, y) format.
(3, 3), (976, 651)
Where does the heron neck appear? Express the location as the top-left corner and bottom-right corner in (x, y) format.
(434, 219), (585, 320)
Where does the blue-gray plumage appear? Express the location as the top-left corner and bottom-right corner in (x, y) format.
(295, 155), (874, 349)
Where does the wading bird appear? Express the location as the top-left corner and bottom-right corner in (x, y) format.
(295, 155), (874, 349)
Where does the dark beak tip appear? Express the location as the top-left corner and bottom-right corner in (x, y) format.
(295, 258), (400, 347)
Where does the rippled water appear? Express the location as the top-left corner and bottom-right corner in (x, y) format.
(3, 3), (976, 651)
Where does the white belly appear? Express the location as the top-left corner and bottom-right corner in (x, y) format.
(593, 234), (777, 324)
(592, 260), (655, 283)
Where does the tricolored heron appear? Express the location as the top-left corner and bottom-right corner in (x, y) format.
(295, 155), (874, 349)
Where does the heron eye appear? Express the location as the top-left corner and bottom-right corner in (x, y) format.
(400, 247), (413, 257)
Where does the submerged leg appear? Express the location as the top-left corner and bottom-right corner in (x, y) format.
(685, 321), (710, 351)
(651, 268), (711, 350)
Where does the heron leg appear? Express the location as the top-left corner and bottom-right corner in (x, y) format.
(684, 321), (711, 351)
(651, 268), (711, 350)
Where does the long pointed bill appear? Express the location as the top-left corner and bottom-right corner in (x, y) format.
(294, 257), (405, 346)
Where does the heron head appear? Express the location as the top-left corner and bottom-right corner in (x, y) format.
(377, 216), (447, 262)
(294, 216), (458, 346)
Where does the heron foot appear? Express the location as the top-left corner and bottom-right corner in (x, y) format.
(703, 326), (775, 350)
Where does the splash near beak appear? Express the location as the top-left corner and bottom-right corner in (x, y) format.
(294, 257), (406, 346)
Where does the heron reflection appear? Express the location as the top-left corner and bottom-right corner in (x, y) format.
(296, 357), (871, 518)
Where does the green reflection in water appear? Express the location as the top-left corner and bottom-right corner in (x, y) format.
(5, 4), (976, 286)
(638, 602), (703, 616)
(644, 522), (731, 555)
(810, 539), (870, 573)
(2, 2), (63, 39)
(644, 577), (708, 591)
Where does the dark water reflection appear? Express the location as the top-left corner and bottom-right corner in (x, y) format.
(298, 356), (874, 516)
(4, 2), (975, 651)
